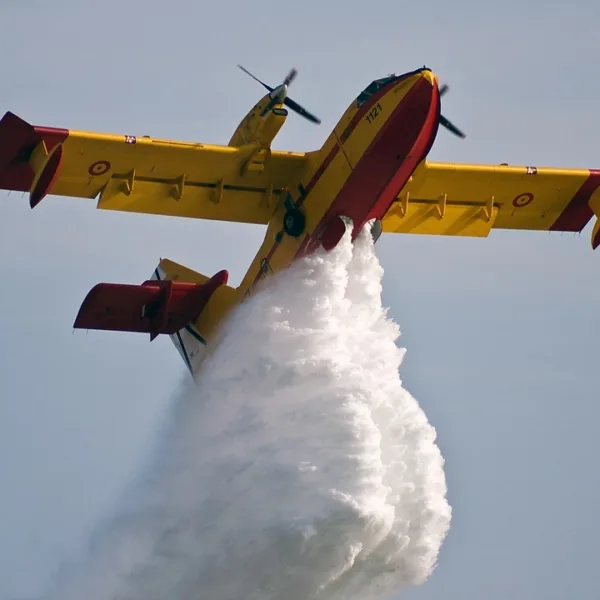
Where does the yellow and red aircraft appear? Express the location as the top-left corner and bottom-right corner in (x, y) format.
(1, 65), (599, 378)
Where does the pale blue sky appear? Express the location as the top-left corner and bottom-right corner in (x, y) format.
(1, 1), (599, 598)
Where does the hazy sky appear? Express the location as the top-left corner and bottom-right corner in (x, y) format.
(1, 1), (599, 599)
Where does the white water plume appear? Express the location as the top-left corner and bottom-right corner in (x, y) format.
(44, 224), (451, 600)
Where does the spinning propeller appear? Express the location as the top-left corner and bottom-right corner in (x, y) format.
(438, 83), (466, 139)
(238, 65), (464, 138)
(237, 64), (321, 125)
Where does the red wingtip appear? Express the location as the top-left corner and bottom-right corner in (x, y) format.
(0, 112), (38, 192)
(0, 111), (68, 200)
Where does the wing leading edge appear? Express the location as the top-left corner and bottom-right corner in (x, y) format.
(383, 160), (600, 249)
(0, 111), (309, 225)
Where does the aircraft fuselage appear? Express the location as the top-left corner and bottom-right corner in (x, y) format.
(237, 67), (441, 297)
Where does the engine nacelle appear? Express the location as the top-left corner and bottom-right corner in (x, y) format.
(228, 94), (288, 151)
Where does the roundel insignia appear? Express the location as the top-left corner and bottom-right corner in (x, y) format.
(88, 160), (111, 177)
(512, 192), (534, 208)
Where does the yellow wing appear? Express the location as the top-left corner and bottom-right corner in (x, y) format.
(0, 111), (308, 224)
(384, 160), (600, 249)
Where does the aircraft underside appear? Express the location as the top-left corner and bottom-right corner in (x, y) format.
(1, 64), (598, 379)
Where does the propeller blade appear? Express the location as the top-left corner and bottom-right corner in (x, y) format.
(238, 64), (320, 125)
(439, 114), (466, 139)
(237, 64), (274, 92)
(284, 96), (321, 124)
(438, 81), (465, 138)
(283, 68), (298, 87)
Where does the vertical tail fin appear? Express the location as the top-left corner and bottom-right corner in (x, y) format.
(151, 259), (239, 378)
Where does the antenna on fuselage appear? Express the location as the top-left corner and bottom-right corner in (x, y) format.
(237, 64), (321, 125)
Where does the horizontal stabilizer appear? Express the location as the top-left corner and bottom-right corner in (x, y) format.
(74, 270), (229, 341)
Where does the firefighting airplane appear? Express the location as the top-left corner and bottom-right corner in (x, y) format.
(1, 65), (599, 378)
